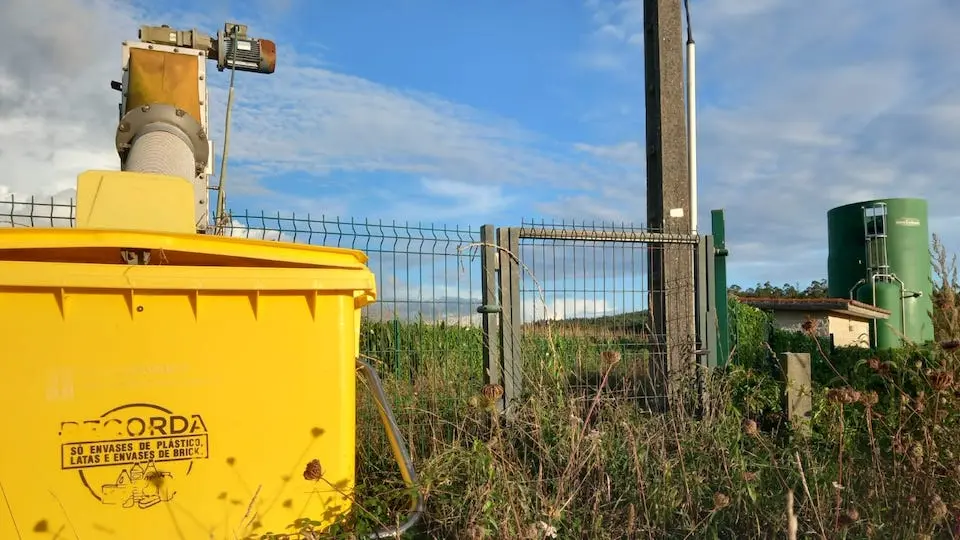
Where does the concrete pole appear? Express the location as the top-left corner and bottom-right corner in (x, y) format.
(644, 0), (695, 405)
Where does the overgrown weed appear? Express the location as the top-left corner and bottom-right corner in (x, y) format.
(289, 240), (960, 539)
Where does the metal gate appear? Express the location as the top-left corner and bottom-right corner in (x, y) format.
(479, 211), (728, 413)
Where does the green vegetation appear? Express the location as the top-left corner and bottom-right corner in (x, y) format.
(730, 279), (829, 299)
(278, 239), (960, 539)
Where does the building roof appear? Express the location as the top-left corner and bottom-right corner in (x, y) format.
(738, 297), (891, 320)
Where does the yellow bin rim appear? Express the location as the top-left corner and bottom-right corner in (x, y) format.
(0, 227), (370, 269)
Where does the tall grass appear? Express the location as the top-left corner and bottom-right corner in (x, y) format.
(294, 240), (960, 539)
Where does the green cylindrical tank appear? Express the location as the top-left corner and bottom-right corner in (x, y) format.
(827, 198), (934, 348)
(856, 281), (906, 349)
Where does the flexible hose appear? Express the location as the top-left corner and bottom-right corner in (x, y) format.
(357, 357), (424, 538)
(123, 126), (196, 182)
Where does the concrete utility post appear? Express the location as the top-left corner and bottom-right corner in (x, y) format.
(644, 0), (696, 400)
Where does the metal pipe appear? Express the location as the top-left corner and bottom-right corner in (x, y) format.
(356, 357), (424, 538)
(686, 39), (698, 234)
(684, 1), (697, 235)
(871, 273), (908, 346)
(849, 278), (865, 300)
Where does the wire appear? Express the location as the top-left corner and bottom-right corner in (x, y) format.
(683, 0), (695, 44)
(214, 26), (240, 235)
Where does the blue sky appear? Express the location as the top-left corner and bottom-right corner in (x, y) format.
(3, 0), (960, 320)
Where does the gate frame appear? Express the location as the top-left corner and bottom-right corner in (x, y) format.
(479, 215), (728, 413)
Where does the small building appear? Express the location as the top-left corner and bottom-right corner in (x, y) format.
(738, 297), (891, 348)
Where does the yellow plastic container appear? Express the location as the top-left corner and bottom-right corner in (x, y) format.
(0, 227), (377, 539)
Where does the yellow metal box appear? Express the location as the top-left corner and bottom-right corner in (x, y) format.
(0, 228), (376, 539)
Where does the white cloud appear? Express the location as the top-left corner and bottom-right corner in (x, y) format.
(1, 0), (621, 218)
(574, 0), (960, 285)
(0, 0), (138, 199)
(523, 296), (611, 323)
(574, 141), (644, 167)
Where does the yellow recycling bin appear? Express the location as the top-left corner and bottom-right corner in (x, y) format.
(0, 225), (421, 539)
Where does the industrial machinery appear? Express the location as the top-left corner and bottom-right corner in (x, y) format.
(0, 22), (421, 539)
(112, 23), (276, 233)
(827, 198), (935, 349)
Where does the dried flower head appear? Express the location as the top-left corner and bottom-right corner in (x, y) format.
(910, 442), (925, 459)
(742, 418), (759, 437)
(914, 391), (927, 413)
(601, 350), (622, 367)
(303, 459), (323, 481)
(860, 391), (879, 407)
(712, 492), (730, 510)
(838, 507), (860, 527)
(940, 339), (960, 351)
(892, 435), (906, 455)
(481, 384), (504, 402)
(846, 507), (860, 522)
(827, 387), (860, 405)
(931, 495), (948, 522)
(928, 369), (955, 393)
(867, 357), (892, 376)
(801, 317), (818, 335)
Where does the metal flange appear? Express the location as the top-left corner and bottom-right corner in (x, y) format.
(116, 103), (210, 172)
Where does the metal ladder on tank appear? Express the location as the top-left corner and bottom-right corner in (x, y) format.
(858, 202), (907, 343)
(863, 202), (890, 280)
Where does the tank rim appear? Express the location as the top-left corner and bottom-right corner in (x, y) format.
(827, 197), (928, 216)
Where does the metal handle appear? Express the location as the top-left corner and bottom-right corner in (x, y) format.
(356, 357), (424, 539)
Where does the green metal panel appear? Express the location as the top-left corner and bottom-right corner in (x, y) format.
(711, 209), (730, 365)
(827, 198), (934, 348)
(827, 202), (869, 300)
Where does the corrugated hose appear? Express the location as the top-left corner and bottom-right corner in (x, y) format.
(356, 357), (425, 538)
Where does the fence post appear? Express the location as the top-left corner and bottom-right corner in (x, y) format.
(497, 227), (523, 416)
(694, 235), (719, 417)
(780, 352), (812, 436)
(703, 235), (719, 369)
(479, 225), (502, 404)
(711, 209), (730, 366)
(695, 236), (709, 363)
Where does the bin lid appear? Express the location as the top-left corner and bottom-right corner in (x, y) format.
(0, 228), (369, 269)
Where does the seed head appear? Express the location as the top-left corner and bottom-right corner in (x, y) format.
(838, 507), (860, 527)
(481, 384), (504, 402)
(742, 418), (759, 437)
(303, 459), (323, 481)
(601, 350), (622, 367)
(931, 495), (948, 522)
(914, 391), (927, 413)
(940, 339), (960, 351)
(928, 369), (955, 393)
(827, 387), (860, 405)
